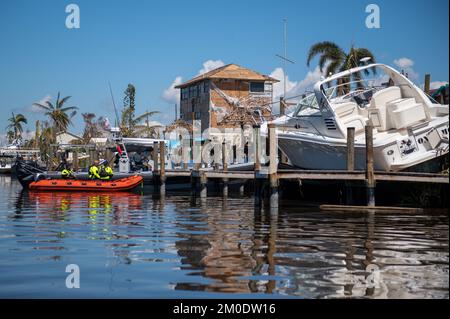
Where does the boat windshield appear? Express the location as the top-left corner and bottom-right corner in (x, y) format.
(323, 66), (395, 107)
(292, 65), (403, 116)
(293, 93), (320, 117)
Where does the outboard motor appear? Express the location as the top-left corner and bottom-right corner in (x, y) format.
(14, 159), (45, 189)
(119, 154), (130, 173)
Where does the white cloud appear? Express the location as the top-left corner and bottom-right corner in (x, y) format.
(393, 58), (414, 69)
(269, 67), (298, 99)
(291, 66), (325, 96)
(161, 76), (183, 104)
(271, 66), (325, 99)
(393, 57), (418, 81)
(430, 81), (448, 90)
(29, 94), (52, 113)
(161, 60), (225, 105)
(198, 60), (225, 75)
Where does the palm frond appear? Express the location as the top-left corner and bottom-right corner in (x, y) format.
(133, 111), (160, 124)
(33, 102), (52, 111)
(58, 95), (72, 108)
(60, 106), (79, 113)
(307, 41), (343, 67)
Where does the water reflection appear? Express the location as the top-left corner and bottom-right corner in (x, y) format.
(0, 177), (448, 298)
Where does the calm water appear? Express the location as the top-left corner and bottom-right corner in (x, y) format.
(0, 175), (448, 298)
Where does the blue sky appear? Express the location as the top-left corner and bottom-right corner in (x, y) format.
(0, 0), (448, 138)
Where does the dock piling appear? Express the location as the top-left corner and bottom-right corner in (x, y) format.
(73, 151), (79, 172)
(269, 123), (279, 209)
(152, 141), (159, 171)
(347, 127), (355, 171)
(365, 125), (376, 207)
(253, 125), (262, 207)
(346, 127), (355, 204)
(200, 171), (207, 198)
(159, 141), (166, 196)
(222, 140), (229, 197)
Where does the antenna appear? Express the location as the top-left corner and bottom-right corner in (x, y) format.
(276, 18), (295, 99)
(108, 82), (121, 128)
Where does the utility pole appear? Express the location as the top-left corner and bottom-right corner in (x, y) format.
(175, 103), (178, 121)
(283, 18), (287, 98)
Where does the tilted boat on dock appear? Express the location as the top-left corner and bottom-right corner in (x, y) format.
(265, 63), (449, 171)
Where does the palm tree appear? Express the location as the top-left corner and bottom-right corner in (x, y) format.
(38, 121), (54, 162)
(33, 92), (78, 135)
(306, 41), (376, 92)
(6, 130), (15, 144)
(6, 112), (27, 140)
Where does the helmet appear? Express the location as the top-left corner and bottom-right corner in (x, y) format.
(99, 159), (108, 165)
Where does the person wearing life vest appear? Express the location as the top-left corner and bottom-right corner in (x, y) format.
(98, 159), (114, 180)
(60, 160), (75, 179)
(88, 160), (101, 180)
(61, 168), (75, 179)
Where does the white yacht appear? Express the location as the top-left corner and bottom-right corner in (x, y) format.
(266, 63), (449, 171)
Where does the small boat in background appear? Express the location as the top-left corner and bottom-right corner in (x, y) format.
(28, 175), (143, 192)
(0, 154), (15, 174)
(0, 162), (12, 174)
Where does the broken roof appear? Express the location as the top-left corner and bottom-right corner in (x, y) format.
(175, 64), (279, 89)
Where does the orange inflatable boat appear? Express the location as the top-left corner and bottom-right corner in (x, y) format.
(28, 175), (143, 192)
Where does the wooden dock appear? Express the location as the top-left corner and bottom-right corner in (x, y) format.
(146, 122), (448, 210)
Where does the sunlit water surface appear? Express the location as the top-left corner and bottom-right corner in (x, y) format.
(0, 176), (448, 298)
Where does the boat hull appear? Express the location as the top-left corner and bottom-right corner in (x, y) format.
(278, 131), (449, 171)
(28, 175), (143, 192)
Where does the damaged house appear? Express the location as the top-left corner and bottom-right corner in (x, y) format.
(175, 63), (279, 133)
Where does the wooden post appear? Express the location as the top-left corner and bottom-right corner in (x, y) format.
(222, 140), (228, 197)
(73, 151), (79, 172)
(279, 97), (286, 116)
(365, 125), (375, 207)
(346, 127), (355, 205)
(278, 100), (289, 164)
(424, 74), (431, 95)
(159, 141), (166, 196)
(269, 123), (278, 209)
(239, 183), (245, 196)
(347, 127), (355, 171)
(181, 138), (189, 170)
(254, 125), (261, 171)
(253, 125), (262, 207)
(200, 171), (207, 198)
(190, 171), (197, 197)
(152, 141), (158, 171)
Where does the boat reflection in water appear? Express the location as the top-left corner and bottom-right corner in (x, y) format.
(2, 178), (447, 298)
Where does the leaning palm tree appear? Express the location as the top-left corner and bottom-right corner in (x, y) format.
(6, 112), (27, 140)
(33, 92), (78, 135)
(306, 41), (376, 92)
